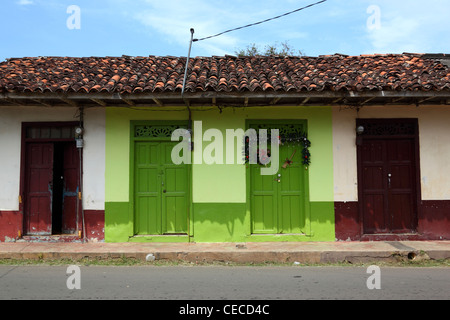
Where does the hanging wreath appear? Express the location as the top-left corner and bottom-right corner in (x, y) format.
(243, 136), (272, 166)
(299, 133), (311, 166)
(243, 130), (311, 167)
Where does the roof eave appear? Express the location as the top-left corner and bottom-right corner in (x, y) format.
(1, 90), (450, 108)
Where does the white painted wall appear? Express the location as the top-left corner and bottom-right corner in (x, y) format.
(0, 106), (105, 211)
(82, 107), (105, 210)
(332, 106), (359, 202)
(332, 105), (450, 201)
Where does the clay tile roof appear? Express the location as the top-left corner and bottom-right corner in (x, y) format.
(1, 54), (450, 94)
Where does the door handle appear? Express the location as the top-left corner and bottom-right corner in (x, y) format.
(388, 173), (392, 188)
(274, 173), (281, 183)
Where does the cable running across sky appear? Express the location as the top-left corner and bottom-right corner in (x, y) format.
(193, 0), (328, 42)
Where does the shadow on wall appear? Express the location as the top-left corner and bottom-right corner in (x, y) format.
(193, 201), (334, 242)
(104, 201), (335, 243)
(192, 203), (248, 242)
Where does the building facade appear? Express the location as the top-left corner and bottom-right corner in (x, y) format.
(1, 54), (449, 242)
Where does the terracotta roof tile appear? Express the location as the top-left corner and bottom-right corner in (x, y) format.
(1, 54), (450, 94)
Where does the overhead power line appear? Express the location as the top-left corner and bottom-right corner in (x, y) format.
(193, 0), (328, 42)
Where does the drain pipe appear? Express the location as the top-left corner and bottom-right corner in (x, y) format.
(181, 28), (194, 102)
(76, 106), (86, 243)
(182, 29), (194, 239)
(182, 28), (195, 150)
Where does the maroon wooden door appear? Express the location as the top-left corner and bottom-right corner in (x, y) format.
(22, 123), (81, 236)
(360, 138), (418, 234)
(24, 143), (54, 235)
(62, 143), (79, 234)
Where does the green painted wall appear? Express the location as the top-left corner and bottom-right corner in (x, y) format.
(309, 202), (335, 241)
(193, 203), (248, 242)
(104, 202), (132, 242)
(192, 110), (246, 203)
(105, 106), (334, 243)
(192, 202), (334, 242)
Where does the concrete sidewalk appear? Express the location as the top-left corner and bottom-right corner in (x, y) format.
(0, 241), (449, 264)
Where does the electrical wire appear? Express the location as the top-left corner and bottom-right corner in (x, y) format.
(193, 0), (328, 42)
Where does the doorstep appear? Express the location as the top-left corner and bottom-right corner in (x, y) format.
(18, 235), (82, 243)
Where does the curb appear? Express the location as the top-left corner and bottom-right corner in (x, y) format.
(1, 241), (449, 264)
(2, 249), (447, 264)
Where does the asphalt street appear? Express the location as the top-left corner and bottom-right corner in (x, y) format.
(0, 265), (448, 300)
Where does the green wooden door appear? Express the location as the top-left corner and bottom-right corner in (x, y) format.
(135, 141), (189, 235)
(250, 123), (307, 234)
(278, 143), (305, 234)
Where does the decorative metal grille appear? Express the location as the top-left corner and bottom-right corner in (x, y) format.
(250, 123), (306, 144)
(361, 122), (416, 136)
(134, 125), (187, 138)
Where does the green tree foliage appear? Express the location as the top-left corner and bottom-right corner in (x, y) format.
(235, 41), (304, 57)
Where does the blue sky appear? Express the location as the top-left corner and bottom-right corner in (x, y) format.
(1, 0), (450, 62)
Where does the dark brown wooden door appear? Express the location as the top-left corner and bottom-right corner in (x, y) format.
(61, 143), (79, 234)
(360, 138), (418, 234)
(25, 143), (54, 235)
(24, 141), (80, 235)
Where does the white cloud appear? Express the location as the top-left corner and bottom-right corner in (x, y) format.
(17, 0), (33, 5)
(131, 0), (311, 56)
(133, 0), (251, 55)
(364, 0), (450, 54)
(367, 16), (422, 53)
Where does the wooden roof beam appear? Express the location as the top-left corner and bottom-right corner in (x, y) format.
(152, 98), (164, 107)
(60, 97), (77, 107)
(120, 97), (135, 106)
(3, 98), (25, 106)
(417, 96), (436, 104)
(331, 98), (342, 104)
(31, 99), (53, 107)
(270, 97), (281, 105)
(2, 91), (450, 107)
(360, 97), (376, 105)
(391, 97), (404, 103)
(299, 97), (310, 106)
(91, 98), (107, 106)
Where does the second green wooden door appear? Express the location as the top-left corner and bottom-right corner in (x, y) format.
(249, 124), (308, 235)
(134, 141), (189, 235)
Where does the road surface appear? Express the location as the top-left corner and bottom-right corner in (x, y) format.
(0, 265), (448, 301)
